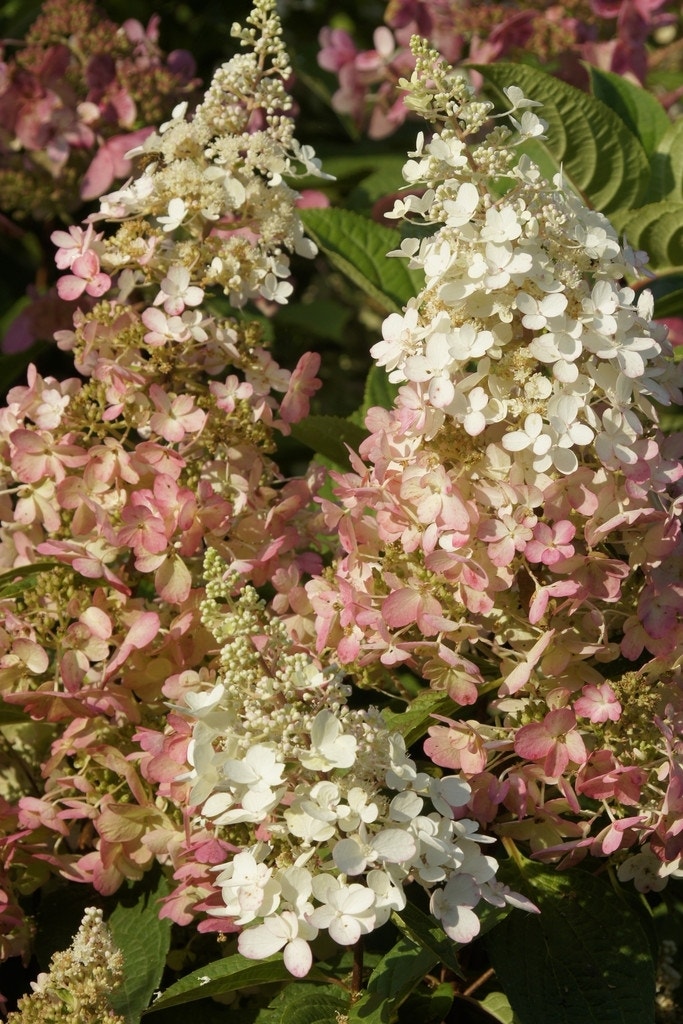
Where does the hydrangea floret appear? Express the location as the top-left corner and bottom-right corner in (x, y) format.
(307, 37), (683, 895)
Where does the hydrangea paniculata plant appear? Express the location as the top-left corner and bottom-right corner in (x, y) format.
(0, 0), (682, 998)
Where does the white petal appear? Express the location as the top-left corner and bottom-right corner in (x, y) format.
(371, 828), (417, 865)
(238, 923), (285, 960)
(283, 938), (313, 978)
(333, 838), (367, 875)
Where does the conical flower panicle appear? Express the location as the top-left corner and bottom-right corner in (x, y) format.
(307, 41), (683, 892)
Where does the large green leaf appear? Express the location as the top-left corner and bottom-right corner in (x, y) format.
(269, 983), (350, 1024)
(589, 67), (671, 158)
(393, 900), (465, 977)
(479, 991), (522, 1024)
(620, 202), (683, 271)
(348, 936), (438, 1024)
(485, 860), (656, 1024)
(316, 151), (408, 209)
(300, 208), (423, 314)
(474, 63), (650, 223)
(648, 119), (683, 203)
(398, 982), (454, 1024)
(276, 298), (352, 343)
(290, 414), (368, 467)
(144, 954), (326, 1014)
(361, 364), (400, 417)
(107, 871), (173, 1024)
(382, 690), (457, 747)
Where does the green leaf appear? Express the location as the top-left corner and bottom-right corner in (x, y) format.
(301, 207), (423, 314)
(382, 690), (457, 747)
(398, 981), (454, 1024)
(258, 981), (349, 1024)
(393, 901), (464, 977)
(362, 364), (400, 416)
(276, 299), (352, 344)
(144, 955), (323, 1014)
(346, 155), (410, 209)
(290, 414), (368, 467)
(474, 63), (650, 222)
(277, 986), (349, 1024)
(649, 120), (683, 202)
(0, 561), (59, 599)
(620, 201), (683, 271)
(0, 704), (32, 725)
(485, 860), (656, 1024)
(479, 992), (522, 1024)
(107, 871), (173, 1024)
(589, 67), (670, 157)
(348, 937), (438, 1024)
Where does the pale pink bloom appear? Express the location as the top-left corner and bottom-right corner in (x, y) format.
(51, 224), (102, 270)
(308, 875), (377, 946)
(576, 751), (646, 806)
(14, 479), (62, 532)
(429, 874), (481, 943)
(81, 128), (154, 200)
(382, 585), (454, 636)
(0, 639), (49, 677)
(56, 250), (111, 301)
(514, 708), (588, 778)
(279, 353), (321, 424)
(478, 511), (534, 567)
(318, 27), (358, 73)
(574, 682), (622, 723)
(424, 718), (489, 774)
(209, 376), (253, 414)
(141, 307), (194, 346)
(103, 612), (160, 680)
(17, 797), (70, 837)
(524, 520), (576, 565)
(148, 384), (207, 443)
(10, 430), (87, 484)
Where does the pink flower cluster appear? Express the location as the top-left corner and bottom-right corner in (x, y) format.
(306, 356), (683, 888)
(0, 0), (197, 219)
(318, 0), (679, 139)
(0, 5), (328, 956)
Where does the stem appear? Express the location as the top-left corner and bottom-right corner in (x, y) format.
(463, 967), (495, 997)
(351, 936), (364, 997)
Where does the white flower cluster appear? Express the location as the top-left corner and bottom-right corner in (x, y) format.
(177, 550), (514, 976)
(372, 53), (681, 478)
(92, 0), (327, 308)
(7, 908), (124, 1024)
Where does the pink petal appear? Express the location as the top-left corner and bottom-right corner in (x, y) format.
(514, 722), (554, 761)
(382, 588), (420, 628)
(155, 555), (192, 604)
(56, 276), (87, 301)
